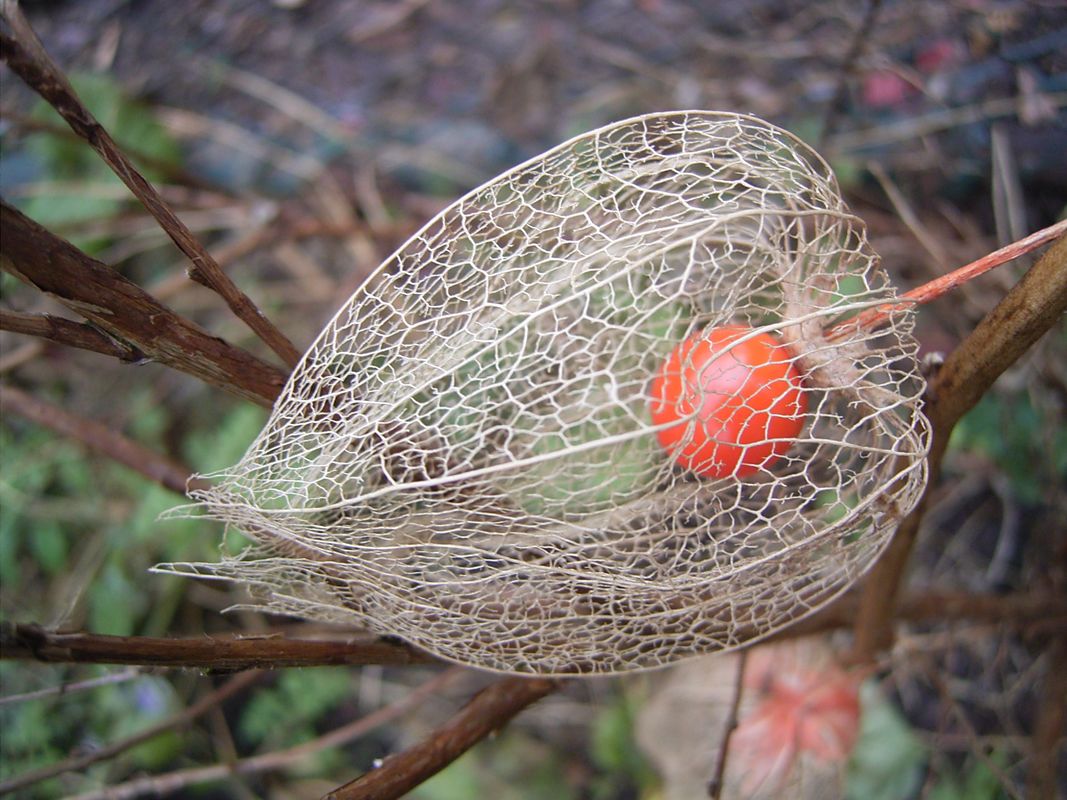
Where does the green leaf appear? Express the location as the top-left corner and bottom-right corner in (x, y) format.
(928, 752), (1007, 800)
(28, 522), (68, 576)
(413, 733), (579, 800)
(102, 676), (183, 769)
(589, 693), (657, 797)
(949, 391), (1064, 506)
(814, 488), (859, 526)
(412, 752), (485, 800)
(239, 667), (353, 748)
(18, 72), (181, 254)
(128, 729), (184, 771)
(831, 156), (864, 190)
(89, 561), (141, 636)
(509, 406), (662, 517)
(29, 73), (180, 174)
(845, 682), (926, 800)
(0, 512), (17, 587)
(184, 403), (269, 473)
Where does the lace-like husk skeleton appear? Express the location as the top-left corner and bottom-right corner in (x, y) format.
(159, 112), (931, 676)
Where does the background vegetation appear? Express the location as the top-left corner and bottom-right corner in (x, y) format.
(2, 1), (1064, 797)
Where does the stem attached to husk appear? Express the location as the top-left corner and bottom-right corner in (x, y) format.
(826, 218), (1067, 340)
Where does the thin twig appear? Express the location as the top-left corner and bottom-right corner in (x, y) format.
(899, 221), (1065, 308)
(205, 59), (351, 143)
(819, 0), (884, 146)
(64, 667), (466, 800)
(0, 384), (203, 494)
(324, 675), (558, 800)
(707, 650), (747, 799)
(867, 161), (949, 268)
(1, 622), (436, 669)
(0, 3), (301, 368)
(1, 201), (286, 406)
(828, 219), (1067, 341)
(0, 341), (43, 373)
(851, 233), (1067, 660)
(0, 308), (145, 361)
(924, 659), (1023, 800)
(0, 666), (141, 706)
(0, 107), (226, 194)
(991, 124), (1027, 247)
(0, 670), (262, 796)
(148, 217), (377, 302)
(826, 92), (1067, 153)
(155, 105), (325, 183)
(4, 591), (1063, 672)
(4, 590), (1063, 671)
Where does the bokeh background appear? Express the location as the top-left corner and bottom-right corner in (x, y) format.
(2, 1), (1065, 798)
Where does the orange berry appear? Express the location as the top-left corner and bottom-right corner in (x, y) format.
(649, 325), (807, 478)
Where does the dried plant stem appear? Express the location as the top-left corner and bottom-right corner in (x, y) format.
(0, 670), (262, 796)
(0, 309), (146, 361)
(899, 220), (1066, 307)
(829, 218), (1067, 340)
(1, 622), (435, 669)
(62, 667), (465, 800)
(0, 2), (301, 368)
(707, 651), (747, 799)
(925, 663), (1021, 799)
(852, 233), (1067, 660)
(0, 384), (203, 494)
(867, 161), (949, 268)
(1027, 637), (1067, 800)
(827, 92), (1067, 153)
(0, 666), (141, 706)
(5, 591), (1062, 671)
(0, 341), (43, 373)
(1, 201), (286, 406)
(324, 676), (558, 800)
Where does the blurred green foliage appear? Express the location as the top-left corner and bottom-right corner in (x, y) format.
(240, 667), (352, 749)
(0, 666), (183, 797)
(15, 72), (180, 253)
(0, 389), (266, 637)
(949, 383), (1067, 506)
(0, 58), (1041, 800)
(413, 730), (581, 800)
(846, 682), (926, 800)
(588, 693), (657, 799)
(845, 683), (1016, 800)
(927, 752), (1008, 800)
(410, 691), (657, 800)
(0, 392), (267, 795)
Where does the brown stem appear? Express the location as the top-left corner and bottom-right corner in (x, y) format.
(0, 670), (262, 796)
(0, 383), (204, 494)
(0, 622), (435, 669)
(707, 650), (747, 799)
(0, 666), (141, 706)
(1, 201), (285, 406)
(1027, 636), (1067, 800)
(6, 589), (1061, 669)
(0, 4), (301, 368)
(0, 308), (146, 361)
(0, 341), (43, 373)
(828, 219), (1067, 340)
(851, 233), (1067, 661)
(324, 676), (558, 800)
